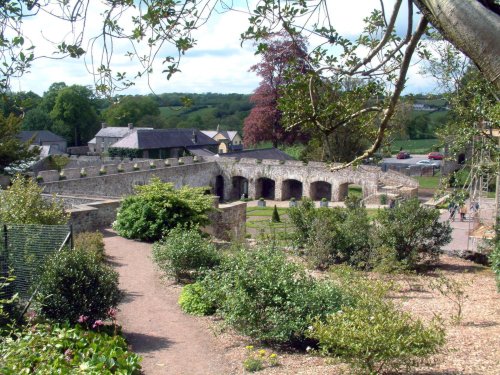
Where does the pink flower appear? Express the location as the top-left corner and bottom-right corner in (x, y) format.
(26, 310), (37, 321)
(92, 319), (104, 329)
(64, 349), (73, 362)
(77, 315), (88, 323)
(107, 308), (118, 319)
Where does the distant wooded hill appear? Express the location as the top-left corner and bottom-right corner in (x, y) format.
(156, 93), (251, 132)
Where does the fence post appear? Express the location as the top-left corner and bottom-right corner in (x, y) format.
(69, 224), (73, 250)
(1, 224), (10, 297)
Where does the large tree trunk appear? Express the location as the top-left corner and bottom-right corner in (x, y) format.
(413, 0), (500, 89)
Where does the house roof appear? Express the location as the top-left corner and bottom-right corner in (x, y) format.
(111, 129), (218, 149)
(201, 130), (240, 142)
(18, 130), (66, 144)
(189, 148), (216, 157)
(88, 137), (96, 144)
(95, 127), (135, 138)
(219, 147), (295, 161)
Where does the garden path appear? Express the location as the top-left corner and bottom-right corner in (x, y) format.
(103, 229), (237, 375)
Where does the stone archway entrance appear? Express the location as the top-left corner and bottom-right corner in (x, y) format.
(282, 179), (303, 200)
(231, 176), (249, 200)
(338, 182), (363, 201)
(215, 175), (224, 201)
(310, 181), (332, 201)
(256, 177), (275, 200)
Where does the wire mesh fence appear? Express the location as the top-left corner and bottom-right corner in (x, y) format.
(0, 224), (71, 299)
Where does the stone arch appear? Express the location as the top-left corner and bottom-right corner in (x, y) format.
(256, 177), (276, 200)
(337, 182), (363, 201)
(215, 175), (224, 202)
(310, 181), (332, 201)
(231, 176), (249, 200)
(282, 179), (303, 200)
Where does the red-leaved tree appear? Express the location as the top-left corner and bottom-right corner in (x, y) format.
(243, 33), (309, 148)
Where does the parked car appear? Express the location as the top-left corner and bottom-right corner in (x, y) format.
(416, 159), (440, 166)
(396, 151), (410, 159)
(428, 151), (444, 160)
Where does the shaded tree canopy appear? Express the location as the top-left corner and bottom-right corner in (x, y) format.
(0, 113), (39, 174)
(103, 96), (160, 126)
(243, 32), (309, 147)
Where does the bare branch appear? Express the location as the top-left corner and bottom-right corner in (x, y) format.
(332, 16), (429, 171)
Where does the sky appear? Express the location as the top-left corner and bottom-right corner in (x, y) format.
(13, 0), (438, 96)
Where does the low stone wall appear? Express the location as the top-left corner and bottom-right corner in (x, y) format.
(206, 201), (247, 241)
(39, 160), (217, 197)
(69, 199), (121, 234)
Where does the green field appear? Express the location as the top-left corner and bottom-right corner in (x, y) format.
(390, 139), (439, 154)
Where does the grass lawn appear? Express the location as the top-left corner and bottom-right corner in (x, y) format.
(391, 139), (439, 154)
(246, 206), (290, 217)
(415, 175), (442, 189)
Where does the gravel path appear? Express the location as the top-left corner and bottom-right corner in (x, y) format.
(103, 229), (236, 375)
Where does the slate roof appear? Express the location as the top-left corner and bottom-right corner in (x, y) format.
(95, 127), (135, 138)
(189, 148), (216, 157)
(17, 130), (66, 143)
(111, 129), (218, 149)
(219, 148), (295, 161)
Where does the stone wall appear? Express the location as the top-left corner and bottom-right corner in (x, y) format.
(40, 160), (219, 197)
(68, 199), (121, 233)
(205, 201), (247, 241)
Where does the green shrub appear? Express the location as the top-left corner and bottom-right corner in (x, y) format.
(0, 174), (68, 224)
(380, 194), (388, 205)
(74, 231), (105, 261)
(35, 248), (122, 324)
(0, 322), (142, 374)
(303, 205), (372, 269)
(113, 177), (214, 241)
(375, 198), (452, 269)
(310, 304), (445, 374)
(178, 282), (215, 315)
(152, 227), (221, 282)
(271, 205), (280, 223)
(288, 198), (317, 243)
(0, 273), (18, 332)
(200, 246), (346, 344)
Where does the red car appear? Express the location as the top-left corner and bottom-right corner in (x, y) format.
(396, 151), (410, 159)
(428, 152), (444, 160)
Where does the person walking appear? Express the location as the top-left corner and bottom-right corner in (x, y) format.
(459, 204), (468, 221)
(449, 203), (458, 222)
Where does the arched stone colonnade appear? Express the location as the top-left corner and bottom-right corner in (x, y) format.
(212, 164), (379, 202)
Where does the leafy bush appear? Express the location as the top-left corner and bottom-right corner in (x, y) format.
(178, 282), (215, 315)
(375, 198), (452, 269)
(152, 226), (221, 281)
(0, 274), (18, 332)
(306, 205), (372, 269)
(0, 174), (68, 224)
(200, 246), (346, 344)
(0, 323), (141, 374)
(311, 266), (445, 374)
(288, 198), (317, 243)
(74, 231), (105, 261)
(310, 304), (445, 374)
(35, 248), (122, 324)
(113, 177), (214, 241)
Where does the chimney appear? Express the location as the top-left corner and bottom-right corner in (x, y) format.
(191, 130), (197, 144)
(101, 122), (107, 129)
(216, 124), (220, 133)
(128, 123), (133, 130)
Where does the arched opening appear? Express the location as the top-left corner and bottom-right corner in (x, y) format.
(256, 177), (276, 200)
(310, 181), (332, 201)
(282, 179), (303, 200)
(215, 175), (224, 202)
(458, 153), (466, 164)
(231, 176), (249, 200)
(338, 182), (363, 201)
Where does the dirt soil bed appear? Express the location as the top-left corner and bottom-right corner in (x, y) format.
(105, 229), (499, 374)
